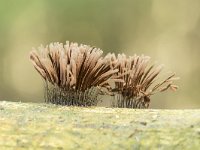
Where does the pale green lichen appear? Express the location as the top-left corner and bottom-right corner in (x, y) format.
(0, 101), (199, 149)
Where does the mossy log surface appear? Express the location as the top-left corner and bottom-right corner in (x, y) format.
(0, 101), (200, 150)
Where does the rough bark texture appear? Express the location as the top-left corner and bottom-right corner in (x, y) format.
(0, 101), (199, 149)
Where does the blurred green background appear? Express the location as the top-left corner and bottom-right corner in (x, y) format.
(0, 0), (200, 108)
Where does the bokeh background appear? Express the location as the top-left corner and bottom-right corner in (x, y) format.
(0, 0), (200, 108)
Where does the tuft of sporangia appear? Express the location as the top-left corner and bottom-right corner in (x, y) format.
(30, 41), (122, 106)
(109, 54), (179, 108)
(30, 41), (178, 108)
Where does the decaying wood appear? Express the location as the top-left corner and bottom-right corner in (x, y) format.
(0, 101), (199, 149)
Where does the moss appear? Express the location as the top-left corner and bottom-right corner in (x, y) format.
(0, 101), (200, 149)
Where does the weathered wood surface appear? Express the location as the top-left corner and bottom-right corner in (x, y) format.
(0, 101), (199, 149)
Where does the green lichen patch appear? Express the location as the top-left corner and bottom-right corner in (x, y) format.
(0, 101), (200, 149)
